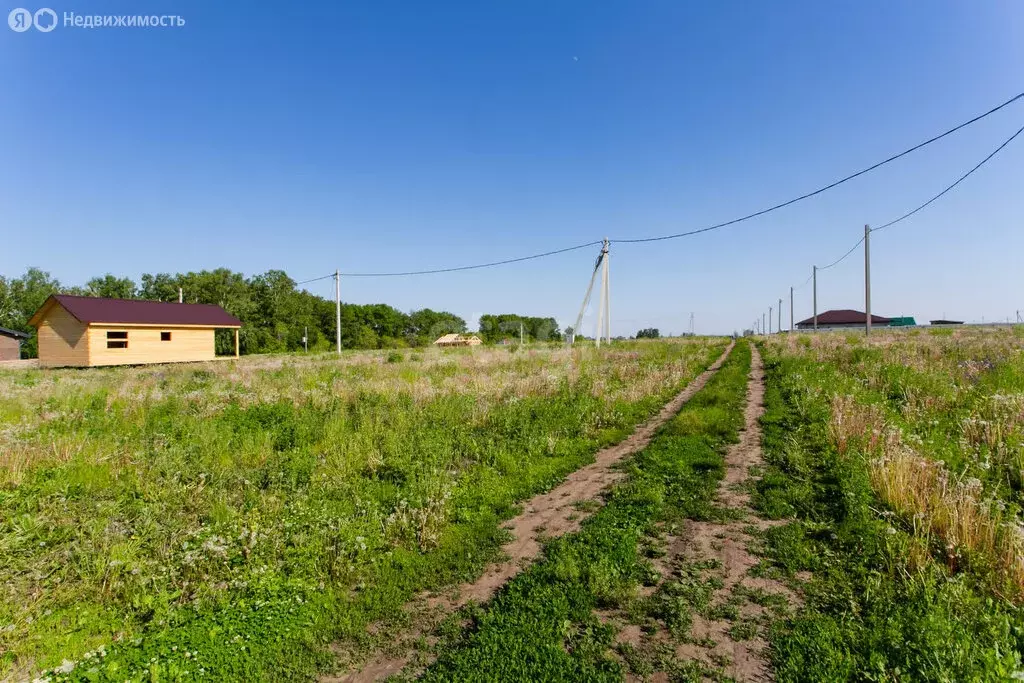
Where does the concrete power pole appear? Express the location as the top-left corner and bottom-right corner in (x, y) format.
(335, 269), (342, 354)
(778, 298), (782, 334)
(789, 287), (794, 333)
(762, 312), (766, 336)
(864, 224), (872, 336)
(812, 266), (818, 331)
(595, 238), (611, 347)
(769, 306), (773, 335)
(178, 287), (183, 304)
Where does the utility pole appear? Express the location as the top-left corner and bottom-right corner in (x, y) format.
(864, 224), (872, 336)
(335, 270), (341, 354)
(812, 266), (818, 331)
(689, 312), (695, 336)
(604, 239), (611, 345)
(789, 287), (794, 333)
(778, 298), (782, 334)
(178, 287), (183, 304)
(595, 238), (611, 347)
(303, 326), (308, 353)
(762, 312), (766, 336)
(520, 322), (524, 345)
(769, 306), (773, 335)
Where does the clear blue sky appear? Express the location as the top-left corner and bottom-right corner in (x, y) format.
(3, 1), (1022, 334)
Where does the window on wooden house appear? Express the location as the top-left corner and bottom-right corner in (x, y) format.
(106, 331), (128, 349)
(161, 332), (172, 341)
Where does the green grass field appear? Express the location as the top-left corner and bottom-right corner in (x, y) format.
(7, 328), (1024, 682)
(0, 339), (725, 682)
(756, 328), (1024, 680)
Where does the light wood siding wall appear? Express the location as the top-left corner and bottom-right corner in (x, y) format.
(0, 336), (21, 361)
(37, 305), (90, 367)
(86, 326), (216, 366)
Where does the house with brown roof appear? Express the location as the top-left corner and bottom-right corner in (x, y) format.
(28, 295), (242, 368)
(795, 309), (893, 331)
(0, 326), (31, 361)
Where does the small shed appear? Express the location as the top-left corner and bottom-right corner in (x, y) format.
(0, 326), (30, 361)
(28, 295), (242, 368)
(433, 333), (482, 347)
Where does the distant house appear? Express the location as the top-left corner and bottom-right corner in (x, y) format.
(795, 309), (893, 331)
(929, 319), (964, 326)
(28, 295), (242, 368)
(0, 327), (30, 361)
(433, 333), (482, 347)
(888, 317), (917, 327)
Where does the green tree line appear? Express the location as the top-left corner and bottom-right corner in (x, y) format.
(0, 267), (474, 358)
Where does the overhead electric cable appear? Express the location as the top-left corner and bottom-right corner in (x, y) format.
(611, 91), (1024, 244)
(872, 122), (1024, 233)
(340, 240), (603, 277)
(295, 273), (335, 285)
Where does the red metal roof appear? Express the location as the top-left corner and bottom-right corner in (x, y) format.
(795, 309), (892, 326)
(33, 295), (242, 328)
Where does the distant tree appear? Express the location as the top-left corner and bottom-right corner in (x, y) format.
(0, 267), (63, 357)
(407, 308), (467, 345)
(636, 328), (660, 339)
(479, 314), (562, 343)
(86, 274), (137, 299)
(139, 273), (183, 301)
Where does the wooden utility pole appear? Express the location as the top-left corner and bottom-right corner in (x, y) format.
(789, 287), (794, 333)
(335, 270), (342, 354)
(812, 266), (818, 331)
(864, 224), (872, 336)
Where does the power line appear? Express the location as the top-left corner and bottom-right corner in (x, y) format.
(872, 122), (1024, 233)
(818, 236), (865, 271)
(339, 240), (603, 277)
(611, 90), (1024, 244)
(295, 273), (335, 286)
(813, 119), (1024, 273)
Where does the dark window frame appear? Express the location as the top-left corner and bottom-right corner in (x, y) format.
(106, 330), (128, 349)
(161, 332), (172, 342)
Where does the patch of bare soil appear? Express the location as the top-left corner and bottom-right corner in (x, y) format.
(323, 343), (735, 682)
(611, 345), (798, 683)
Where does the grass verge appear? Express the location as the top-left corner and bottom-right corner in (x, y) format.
(753, 348), (1024, 681)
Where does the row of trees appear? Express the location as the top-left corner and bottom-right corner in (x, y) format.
(477, 314), (562, 343)
(0, 267), (483, 357)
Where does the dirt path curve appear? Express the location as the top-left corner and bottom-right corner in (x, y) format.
(624, 343), (794, 682)
(325, 342), (735, 682)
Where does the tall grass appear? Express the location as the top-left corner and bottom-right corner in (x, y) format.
(0, 340), (725, 681)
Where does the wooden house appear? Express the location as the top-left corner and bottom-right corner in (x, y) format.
(433, 333), (483, 347)
(28, 295), (242, 368)
(0, 326), (30, 361)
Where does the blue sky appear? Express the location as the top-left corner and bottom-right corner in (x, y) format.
(2, 1), (1022, 334)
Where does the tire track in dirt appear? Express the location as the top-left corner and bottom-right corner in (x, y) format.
(617, 343), (796, 683)
(324, 342), (735, 682)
